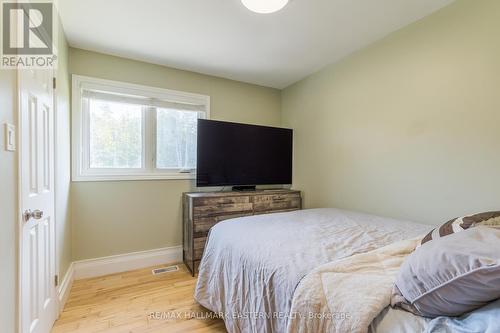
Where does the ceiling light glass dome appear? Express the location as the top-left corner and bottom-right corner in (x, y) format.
(241, 0), (289, 14)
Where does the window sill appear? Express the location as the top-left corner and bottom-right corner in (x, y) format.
(72, 173), (196, 182)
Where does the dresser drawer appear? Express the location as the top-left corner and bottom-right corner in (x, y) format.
(253, 193), (301, 212)
(253, 192), (300, 203)
(194, 237), (207, 260)
(185, 260), (202, 275)
(253, 208), (300, 215)
(193, 202), (253, 218)
(194, 260), (201, 274)
(194, 213), (253, 236)
(194, 196), (250, 206)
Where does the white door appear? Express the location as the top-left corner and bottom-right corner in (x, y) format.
(19, 68), (57, 333)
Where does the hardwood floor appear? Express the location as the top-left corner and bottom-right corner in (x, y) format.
(52, 264), (226, 333)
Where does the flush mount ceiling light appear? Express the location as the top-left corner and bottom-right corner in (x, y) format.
(241, 0), (289, 14)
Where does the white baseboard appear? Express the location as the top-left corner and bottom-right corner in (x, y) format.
(57, 262), (74, 314)
(72, 246), (183, 280)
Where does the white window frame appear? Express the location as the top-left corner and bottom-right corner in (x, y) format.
(72, 75), (210, 181)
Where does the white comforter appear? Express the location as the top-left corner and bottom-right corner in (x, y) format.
(287, 237), (422, 333)
(194, 208), (430, 333)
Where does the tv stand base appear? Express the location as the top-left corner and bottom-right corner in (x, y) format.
(232, 185), (256, 192)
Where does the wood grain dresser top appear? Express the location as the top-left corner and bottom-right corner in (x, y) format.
(184, 189), (300, 198)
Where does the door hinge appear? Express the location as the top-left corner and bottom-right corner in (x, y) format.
(54, 275), (59, 287)
(53, 77), (56, 90)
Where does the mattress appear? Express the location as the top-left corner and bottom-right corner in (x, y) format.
(194, 208), (431, 333)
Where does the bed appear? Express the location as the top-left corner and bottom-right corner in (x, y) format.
(194, 208), (431, 332)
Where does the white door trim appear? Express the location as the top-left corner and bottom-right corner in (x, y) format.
(52, 74), (60, 315)
(56, 262), (74, 314)
(16, 67), (22, 333)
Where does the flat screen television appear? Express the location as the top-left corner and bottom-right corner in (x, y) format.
(196, 119), (293, 189)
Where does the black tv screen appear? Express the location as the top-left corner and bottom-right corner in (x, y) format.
(196, 119), (293, 187)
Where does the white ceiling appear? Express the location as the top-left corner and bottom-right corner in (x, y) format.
(58, 0), (454, 89)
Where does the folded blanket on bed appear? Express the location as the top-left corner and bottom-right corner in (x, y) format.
(287, 237), (422, 333)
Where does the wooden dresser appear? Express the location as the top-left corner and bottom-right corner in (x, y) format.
(182, 189), (302, 275)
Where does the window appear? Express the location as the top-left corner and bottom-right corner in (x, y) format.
(72, 75), (210, 181)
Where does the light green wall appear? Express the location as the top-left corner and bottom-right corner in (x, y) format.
(69, 0), (500, 258)
(69, 48), (281, 260)
(282, 0), (500, 225)
(0, 69), (18, 333)
(55, 18), (72, 278)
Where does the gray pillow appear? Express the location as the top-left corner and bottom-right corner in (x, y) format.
(392, 226), (500, 318)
